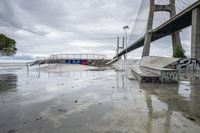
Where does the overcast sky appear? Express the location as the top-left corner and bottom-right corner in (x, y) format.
(0, 0), (194, 59)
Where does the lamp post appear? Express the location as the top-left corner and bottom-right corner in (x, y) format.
(123, 25), (129, 74)
(122, 25), (129, 98)
(123, 26), (129, 59)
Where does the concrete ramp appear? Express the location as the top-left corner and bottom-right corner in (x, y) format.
(140, 56), (179, 68)
(131, 56), (179, 83)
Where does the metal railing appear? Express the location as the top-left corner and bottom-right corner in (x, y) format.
(36, 56), (49, 61)
(36, 54), (107, 61)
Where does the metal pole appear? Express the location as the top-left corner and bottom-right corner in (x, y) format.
(123, 25), (129, 59)
(123, 25), (129, 74)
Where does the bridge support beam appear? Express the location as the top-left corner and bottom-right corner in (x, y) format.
(142, 0), (183, 57)
(191, 7), (200, 59)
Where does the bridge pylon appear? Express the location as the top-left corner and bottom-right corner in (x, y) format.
(142, 0), (183, 57)
(116, 37), (126, 59)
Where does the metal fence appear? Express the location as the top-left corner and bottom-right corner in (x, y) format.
(36, 54), (107, 61)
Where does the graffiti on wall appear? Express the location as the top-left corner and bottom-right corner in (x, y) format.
(141, 77), (161, 83)
(161, 71), (178, 82)
(177, 59), (200, 70)
(65, 60), (91, 65)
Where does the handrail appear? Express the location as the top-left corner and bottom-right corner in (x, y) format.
(36, 54), (107, 61)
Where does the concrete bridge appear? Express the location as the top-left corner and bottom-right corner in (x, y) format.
(112, 0), (200, 83)
(115, 0), (200, 59)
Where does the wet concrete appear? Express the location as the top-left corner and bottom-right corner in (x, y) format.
(0, 65), (200, 133)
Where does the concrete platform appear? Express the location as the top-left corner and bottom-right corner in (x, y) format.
(140, 56), (179, 68)
(131, 56), (179, 83)
(130, 66), (161, 83)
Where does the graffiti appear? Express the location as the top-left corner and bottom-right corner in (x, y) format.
(65, 60), (90, 65)
(161, 71), (178, 82)
(141, 77), (161, 83)
(177, 58), (200, 70)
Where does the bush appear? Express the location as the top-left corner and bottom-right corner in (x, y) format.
(173, 45), (186, 58)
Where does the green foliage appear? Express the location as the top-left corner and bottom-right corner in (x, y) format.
(0, 34), (17, 56)
(173, 45), (186, 58)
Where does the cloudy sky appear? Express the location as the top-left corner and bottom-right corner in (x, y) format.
(0, 0), (194, 59)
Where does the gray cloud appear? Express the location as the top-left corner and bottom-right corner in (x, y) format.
(0, 0), (194, 59)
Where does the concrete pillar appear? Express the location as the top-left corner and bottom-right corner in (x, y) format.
(170, 0), (183, 56)
(142, 0), (155, 57)
(191, 7), (200, 59)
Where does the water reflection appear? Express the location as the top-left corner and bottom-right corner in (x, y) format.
(180, 71), (200, 81)
(140, 82), (200, 132)
(0, 74), (18, 92)
(27, 70), (100, 78)
(116, 71), (128, 100)
(144, 90), (172, 133)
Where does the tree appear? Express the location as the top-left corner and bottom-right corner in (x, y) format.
(0, 34), (17, 56)
(173, 45), (186, 58)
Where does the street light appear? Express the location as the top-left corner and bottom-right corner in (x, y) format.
(123, 26), (129, 60)
(122, 25), (129, 75)
(123, 25), (129, 97)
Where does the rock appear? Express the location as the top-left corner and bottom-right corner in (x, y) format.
(8, 130), (17, 133)
(58, 109), (68, 112)
(128, 77), (135, 81)
(22, 122), (27, 125)
(35, 117), (42, 121)
(75, 100), (78, 103)
(58, 109), (62, 112)
(186, 116), (196, 122)
(182, 124), (189, 127)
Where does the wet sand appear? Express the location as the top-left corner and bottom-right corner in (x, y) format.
(0, 64), (200, 133)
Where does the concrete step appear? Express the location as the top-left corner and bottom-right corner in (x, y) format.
(140, 56), (179, 68)
(130, 57), (179, 83)
(130, 66), (161, 83)
(140, 66), (178, 83)
(141, 66), (177, 75)
(133, 56), (180, 83)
